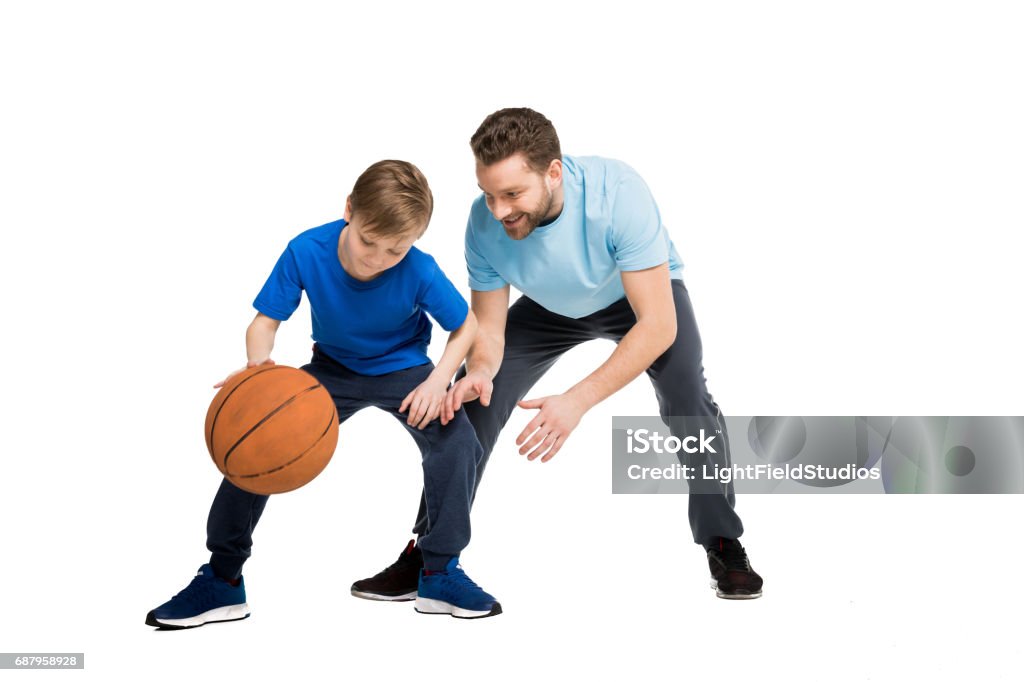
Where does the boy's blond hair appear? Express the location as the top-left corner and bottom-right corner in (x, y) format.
(349, 160), (433, 237)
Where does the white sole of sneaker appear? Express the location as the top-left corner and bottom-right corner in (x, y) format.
(152, 603), (251, 628)
(710, 580), (763, 600)
(350, 589), (417, 602)
(414, 596), (501, 619)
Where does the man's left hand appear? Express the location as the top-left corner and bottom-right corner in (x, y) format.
(515, 393), (588, 462)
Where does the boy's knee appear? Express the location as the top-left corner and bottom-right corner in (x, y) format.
(449, 418), (483, 454)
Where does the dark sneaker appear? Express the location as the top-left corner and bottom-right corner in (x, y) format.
(351, 540), (422, 601)
(707, 538), (763, 600)
(145, 564), (250, 629)
(415, 557), (502, 619)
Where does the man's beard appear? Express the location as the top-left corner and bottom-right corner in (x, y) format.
(502, 186), (555, 240)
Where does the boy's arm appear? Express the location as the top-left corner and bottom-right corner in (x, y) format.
(214, 313), (282, 388)
(441, 285), (511, 425)
(399, 310), (478, 429)
(430, 310), (479, 385)
(246, 312), (282, 365)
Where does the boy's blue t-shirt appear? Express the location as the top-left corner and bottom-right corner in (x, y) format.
(465, 155), (684, 319)
(254, 219), (469, 376)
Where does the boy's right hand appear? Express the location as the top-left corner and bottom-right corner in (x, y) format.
(441, 370), (493, 425)
(214, 358), (276, 389)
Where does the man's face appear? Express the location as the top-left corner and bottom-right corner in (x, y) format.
(476, 153), (562, 240)
(339, 205), (421, 281)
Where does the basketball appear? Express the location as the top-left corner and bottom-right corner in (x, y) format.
(205, 364), (339, 495)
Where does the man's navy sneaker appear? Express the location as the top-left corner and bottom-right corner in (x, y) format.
(145, 564), (250, 629)
(415, 557), (502, 619)
(351, 540), (422, 601)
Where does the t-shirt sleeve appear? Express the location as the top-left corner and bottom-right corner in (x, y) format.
(421, 260), (470, 332)
(253, 244), (303, 321)
(465, 217), (507, 292)
(609, 175), (671, 271)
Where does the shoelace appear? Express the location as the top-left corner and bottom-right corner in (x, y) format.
(715, 541), (751, 571)
(447, 567), (481, 589)
(170, 575), (218, 607)
(432, 566), (488, 600)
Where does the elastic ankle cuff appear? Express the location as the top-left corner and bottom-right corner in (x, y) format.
(420, 550), (453, 572)
(209, 556), (243, 582)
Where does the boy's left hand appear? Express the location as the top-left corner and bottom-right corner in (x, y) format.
(400, 377), (449, 430)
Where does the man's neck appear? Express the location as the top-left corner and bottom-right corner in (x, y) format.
(540, 187), (565, 227)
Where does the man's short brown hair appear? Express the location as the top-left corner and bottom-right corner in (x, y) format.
(349, 160), (433, 236)
(470, 108), (562, 173)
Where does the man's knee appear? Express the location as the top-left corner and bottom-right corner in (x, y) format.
(653, 373), (714, 414)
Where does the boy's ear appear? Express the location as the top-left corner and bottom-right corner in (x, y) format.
(343, 196), (352, 222)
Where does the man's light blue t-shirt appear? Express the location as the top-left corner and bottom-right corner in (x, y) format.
(254, 219), (469, 376)
(465, 155), (683, 319)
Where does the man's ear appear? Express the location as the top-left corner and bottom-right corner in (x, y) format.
(546, 158), (563, 190)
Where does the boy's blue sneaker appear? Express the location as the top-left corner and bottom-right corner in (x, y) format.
(415, 557), (502, 619)
(145, 564), (250, 629)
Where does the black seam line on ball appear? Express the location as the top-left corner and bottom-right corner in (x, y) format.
(235, 408), (337, 479)
(222, 383), (323, 470)
(208, 365), (288, 450)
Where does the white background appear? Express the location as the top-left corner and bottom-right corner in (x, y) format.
(1, 1), (1022, 680)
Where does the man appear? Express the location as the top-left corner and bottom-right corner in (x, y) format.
(352, 108), (763, 601)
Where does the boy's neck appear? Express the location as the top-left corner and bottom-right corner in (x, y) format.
(337, 246), (383, 282)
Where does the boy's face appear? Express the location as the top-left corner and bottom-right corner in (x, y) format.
(340, 204), (422, 281)
(476, 153), (563, 241)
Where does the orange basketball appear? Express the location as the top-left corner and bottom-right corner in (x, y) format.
(205, 365), (339, 495)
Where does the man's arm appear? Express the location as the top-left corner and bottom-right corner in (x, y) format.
(440, 285), (510, 425)
(516, 263), (677, 461)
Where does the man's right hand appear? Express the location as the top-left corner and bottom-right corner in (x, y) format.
(441, 370), (493, 425)
(214, 358), (276, 389)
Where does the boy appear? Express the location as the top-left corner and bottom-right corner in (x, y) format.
(146, 160), (501, 627)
